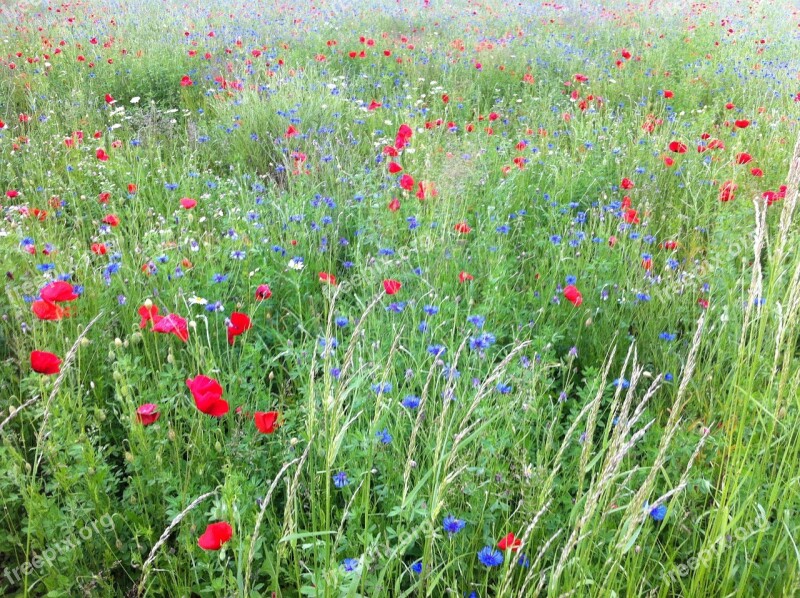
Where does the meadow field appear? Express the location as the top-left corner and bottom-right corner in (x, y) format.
(1, 0), (799, 596)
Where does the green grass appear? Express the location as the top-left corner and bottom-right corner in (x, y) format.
(0, 0), (799, 596)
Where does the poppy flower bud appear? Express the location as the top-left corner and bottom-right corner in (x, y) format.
(131, 332), (143, 344)
(144, 298), (153, 309)
(167, 352), (175, 364)
(80, 337), (91, 347)
(125, 452), (134, 463)
(214, 441), (222, 451)
(114, 338), (123, 347)
(168, 428), (176, 441)
(108, 350), (116, 361)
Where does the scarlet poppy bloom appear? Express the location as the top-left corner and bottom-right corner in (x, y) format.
(668, 141), (687, 153)
(32, 300), (67, 320)
(136, 403), (160, 426)
(180, 197), (197, 209)
(734, 119), (750, 129)
(198, 522), (233, 550)
(663, 90), (674, 98)
(104, 93), (115, 104)
(383, 145), (399, 157)
(624, 209), (640, 224)
(399, 174), (414, 190)
(102, 214), (120, 227)
(227, 312), (251, 346)
(285, 125), (298, 138)
(91, 243), (107, 255)
(40, 281), (79, 302)
(459, 271), (474, 283)
(255, 284), (272, 300)
(6, 189), (19, 199)
(497, 532), (522, 552)
(719, 180), (737, 202)
(662, 156), (674, 167)
(388, 162), (403, 174)
(620, 178), (635, 190)
(153, 313), (189, 342)
(30, 350), (61, 375)
(319, 272), (337, 286)
(735, 152), (752, 165)
(383, 279), (401, 295)
(563, 285), (583, 306)
(388, 197), (401, 212)
(750, 168), (764, 177)
(454, 222), (472, 234)
(138, 304), (161, 329)
(254, 411), (279, 434)
(180, 74), (193, 86)
(128, 183), (137, 194)
(367, 100), (382, 110)
(96, 148), (109, 161)
(416, 181), (437, 200)
(187, 375), (229, 417)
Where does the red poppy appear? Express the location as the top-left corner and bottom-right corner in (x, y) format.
(32, 300), (67, 320)
(102, 214), (120, 227)
(227, 312), (251, 346)
(40, 281), (79, 302)
(104, 93), (115, 104)
(136, 403), (160, 426)
(662, 156), (674, 167)
(668, 141), (687, 153)
(254, 411), (279, 434)
(459, 271), (474, 283)
(255, 284), (272, 300)
(399, 174), (414, 190)
(497, 532), (522, 552)
(319, 272), (337, 286)
(91, 243), (107, 255)
(187, 375), (229, 417)
(30, 350), (61, 375)
(719, 180), (737, 202)
(416, 181), (437, 200)
(367, 100), (382, 110)
(6, 189), (19, 199)
(454, 222), (472, 234)
(198, 522), (233, 550)
(734, 119), (750, 129)
(620, 178), (635, 190)
(735, 152), (752, 165)
(138, 304), (161, 329)
(180, 197), (197, 209)
(663, 90), (674, 98)
(180, 74), (193, 86)
(563, 285), (583, 306)
(383, 279), (401, 295)
(96, 148), (110, 161)
(388, 162), (403, 174)
(388, 197), (401, 212)
(383, 145), (399, 157)
(624, 209), (640, 224)
(153, 313), (189, 342)
(285, 125), (298, 138)
(128, 183), (137, 194)
(750, 168), (764, 177)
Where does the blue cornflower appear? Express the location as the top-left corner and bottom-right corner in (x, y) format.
(371, 382), (392, 395)
(664, 372), (674, 382)
(496, 382), (512, 394)
(335, 316), (349, 328)
(467, 314), (485, 328)
(333, 472), (349, 488)
(342, 558), (359, 572)
(477, 546), (504, 567)
(375, 428), (392, 445)
(423, 305), (439, 316)
(469, 333), (496, 351)
(612, 378), (630, 389)
(212, 273), (228, 283)
(566, 275), (577, 285)
(659, 332), (676, 341)
(648, 503), (667, 521)
(401, 395), (421, 409)
(427, 345), (446, 357)
(411, 560), (422, 574)
(443, 515), (465, 535)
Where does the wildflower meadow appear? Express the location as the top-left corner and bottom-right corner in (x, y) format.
(1, 0), (799, 596)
